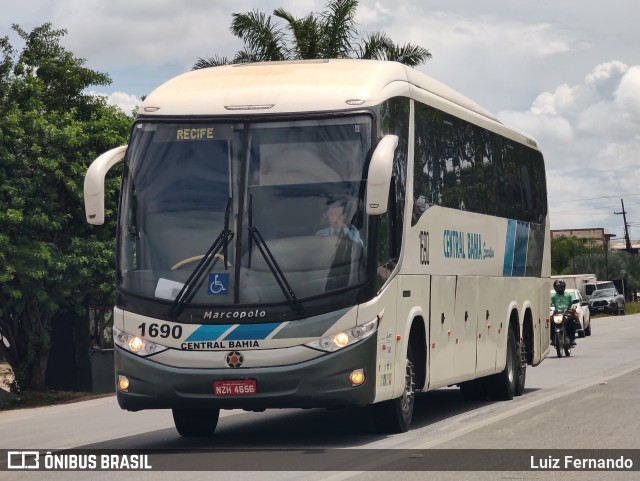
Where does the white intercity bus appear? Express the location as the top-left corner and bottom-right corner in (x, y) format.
(84, 59), (551, 436)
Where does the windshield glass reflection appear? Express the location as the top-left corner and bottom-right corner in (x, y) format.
(118, 116), (372, 310)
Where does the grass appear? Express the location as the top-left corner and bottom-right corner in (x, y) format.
(0, 362), (112, 411)
(624, 301), (640, 315)
(0, 390), (112, 411)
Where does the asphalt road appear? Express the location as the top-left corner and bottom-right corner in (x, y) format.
(1, 313), (640, 481)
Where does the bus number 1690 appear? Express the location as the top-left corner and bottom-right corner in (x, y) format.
(138, 323), (182, 339)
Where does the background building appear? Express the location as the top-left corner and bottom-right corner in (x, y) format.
(550, 228), (615, 249)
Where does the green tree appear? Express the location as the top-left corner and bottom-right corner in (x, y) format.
(550, 235), (592, 275)
(573, 249), (640, 294)
(0, 24), (131, 391)
(194, 0), (431, 68)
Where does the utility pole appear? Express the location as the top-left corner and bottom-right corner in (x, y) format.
(604, 237), (609, 280)
(614, 198), (632, 252)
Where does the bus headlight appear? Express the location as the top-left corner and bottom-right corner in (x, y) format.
(305, 317), (378, 352)
(114, 327), (168, 357)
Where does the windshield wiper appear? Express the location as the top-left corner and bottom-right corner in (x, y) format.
(168, 198), (234, 318)
(247, 195), (303, 315)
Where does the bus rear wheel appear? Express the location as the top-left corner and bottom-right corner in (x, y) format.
(172, 408), (220, 437)
(372, 350), (416, 433)
(514, 336), (527, 396)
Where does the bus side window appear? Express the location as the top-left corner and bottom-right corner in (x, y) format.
(376, 182), (400, 289)
(376, 210), (392, 289)
(520, 164), (534, 221)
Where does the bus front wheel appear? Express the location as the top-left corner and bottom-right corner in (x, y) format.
(172, 408), (220, 437)
(372, 348), (416, 433)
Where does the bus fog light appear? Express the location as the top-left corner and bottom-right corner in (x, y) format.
(349, 369), (365, 386)
(118, 375), (130, 392)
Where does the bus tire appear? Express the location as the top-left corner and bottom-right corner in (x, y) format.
(172, 408), (220, 437)
(372, 348), (416, 433)
(489, 325), (517, 401)
(514, 336), (527, 396)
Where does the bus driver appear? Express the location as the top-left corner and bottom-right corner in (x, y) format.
(315, 199), (363, 245)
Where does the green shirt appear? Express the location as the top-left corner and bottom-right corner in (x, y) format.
(550, 292), (573, 312)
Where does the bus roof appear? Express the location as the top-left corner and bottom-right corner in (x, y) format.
(139, 59), (499, 122)
(137, 59), (542, 151)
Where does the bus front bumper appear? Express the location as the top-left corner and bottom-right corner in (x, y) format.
(114, 334), (377, 411)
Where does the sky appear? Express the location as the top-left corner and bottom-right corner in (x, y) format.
(3, 0), (640, 240)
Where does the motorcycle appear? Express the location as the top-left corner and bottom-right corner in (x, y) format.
(551, 309), (573, 358)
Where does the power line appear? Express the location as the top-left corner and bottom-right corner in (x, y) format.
(550, 205), (618, 214)
(549, 201), (640, 215)
(551, 212), (612, 216)
(553, 192), (640, 204)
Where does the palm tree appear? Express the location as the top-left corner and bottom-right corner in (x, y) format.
(193, 0), (431, 69)
(358, 31), (431, 67)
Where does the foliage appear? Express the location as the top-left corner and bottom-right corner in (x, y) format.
(573, 250), (640, 292)
(193, 0), (431, 68)
(551, 236), (640, 291)
(550, 236), (593, 275)
(0, 24), (131, 391)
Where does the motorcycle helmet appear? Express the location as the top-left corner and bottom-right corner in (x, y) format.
(553, 279), (566, 294)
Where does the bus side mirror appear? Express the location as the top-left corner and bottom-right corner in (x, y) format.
(84, 145), (127, 225)
(366, 135), (398, 215)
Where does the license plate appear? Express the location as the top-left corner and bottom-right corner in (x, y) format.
(213, 379), (257, 396)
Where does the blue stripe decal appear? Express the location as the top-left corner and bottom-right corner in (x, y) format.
(503, 219), (517, 276)
(223, 323), (282, 341)
(512, 221), (530, 276)
(185, 325), (231, 342)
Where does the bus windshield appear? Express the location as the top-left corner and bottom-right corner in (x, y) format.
(118, 116), (372, 310)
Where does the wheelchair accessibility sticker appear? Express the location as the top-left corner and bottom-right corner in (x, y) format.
(208, 273), (230, 295)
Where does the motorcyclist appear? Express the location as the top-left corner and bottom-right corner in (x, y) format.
(550, 279), (578, 347)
